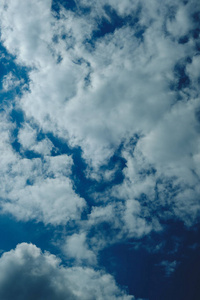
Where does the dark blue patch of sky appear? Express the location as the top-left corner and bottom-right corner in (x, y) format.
(99, 221), (200, 300)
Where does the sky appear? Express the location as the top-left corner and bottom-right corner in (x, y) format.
(0, 0), (200, 299)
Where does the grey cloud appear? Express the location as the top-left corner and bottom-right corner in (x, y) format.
(159, 260), (178, 277)
(0, 244), (75, 300)
(0, 243), (134, 300)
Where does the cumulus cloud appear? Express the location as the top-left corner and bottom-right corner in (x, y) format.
(0, 243), (134, 300)
(18, 123), (54, 155)
(63, 232), (97, 265)
(0, 112), (86, 225)
(0, 0), (53, 67)
(1, 0), (184, 167)
(2, 175), (86, 225)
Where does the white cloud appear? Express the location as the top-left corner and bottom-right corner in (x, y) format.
(0, 243), (134, 300)
(167, 5), (192, 38)
(123, 200), (153, 238)
(80, 0), (139, 17)
(135, 97), (200, 225)
(2, 176), (86, 225)
(0, 0), (53, 67)
(88, 205), (115, 225)
(1, 0), (187, 168)
(0, 111), (86, 225)
(2, 72), (24, 92)
(18, 123), (53, 155)
(138, 98), (200, 169)
(64, 232), (97, 264)
(0, 111), (17, 171)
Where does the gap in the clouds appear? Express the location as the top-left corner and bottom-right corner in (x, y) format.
(10, 108), (26, 155)
(0, 214), (63, 258)
(0, 212), (96, 267)
(10, 107), (25, 127)
(100, 242), (160, 299)
(8, 102), (131, 207)
(51, 0), (77, 15)
(92, 5), (127, 39)
(0, 43), (30, 95)
(87, 220), (123, 251)
(192, 11), (200, 24)
(45, 133), (97, 213)
(51, 0), (92, 17)
(95, 153), (127, 193)
(134, 27), (146, 41)
(83, 5), (144, 48)
(195, 107), (200, 123)
(170, 57), (191, 92)
(192, 28), (200, 39)
(7, 114), (128, 217)
(45, 133), (128, 212)
(196, 41), (200, 52)
(99, 221), (200, 300)
(51, 1), (145, 49)
(178, 35), (189, 44)
(155, 221), (200, 300)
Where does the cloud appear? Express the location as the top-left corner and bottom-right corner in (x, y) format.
(18, 123), (54, 155)
(123, 200), (154, 238)
(63, 232), (97, 265)
(1, 0), (182, 167)
(79, 0), (139, 17)
(2, 175), (86, 225)
(0, 111), (86, 225)
(167, 4), (193, 38)
(166, 0), (200, 39)
(0, 0), (196, 173)
(0, 0), (53, 67)
(0, 243), (134, 300)
(159, 260), (178, 277)
(2, 72), (24, 92)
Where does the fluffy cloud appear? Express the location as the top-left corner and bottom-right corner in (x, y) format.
(2, 175), (86, 225)
(0, 112), (86, 225)
(18, 123), (53, 155)
(1, 0), (183, 167)
(0, 0), (199, 164)
(0, 0), (53, 67)
(0, 243), (134, 300)
(63, 232), (97, 264)
(166, 0), (200, 38)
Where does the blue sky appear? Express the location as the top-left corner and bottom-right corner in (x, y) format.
(0, 0), (200, 299)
